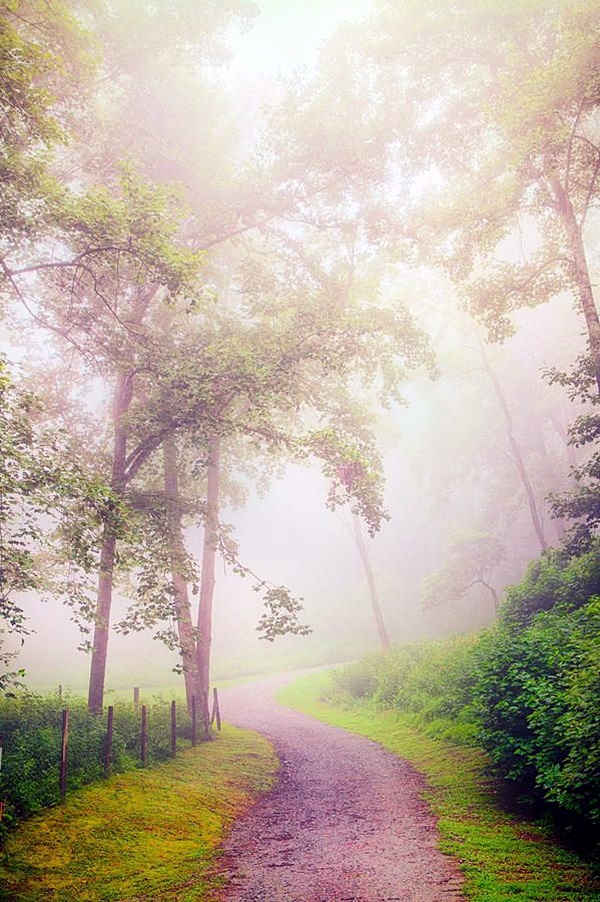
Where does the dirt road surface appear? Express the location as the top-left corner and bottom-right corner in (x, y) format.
(218, 674), (465, 902)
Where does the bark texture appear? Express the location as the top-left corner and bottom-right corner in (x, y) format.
(478, 338), (548, 553)
(352, 512), (391, 649)
(87, 372), (132, 714)
(163, 435), (199, 711)
(550, 174), (600, 395)
(195, 435), (221, 736)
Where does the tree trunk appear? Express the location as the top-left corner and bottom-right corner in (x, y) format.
(554, 517), (567, 544)
(549, 175), (600, 395)
(478, 338), (548, 553)
(162, 435), (199, 712)
(195, 435), (221, 737)
(351, 512), (391, 649)
(87, 372), (132, 713)
(482, 580), (499, 614)
(549, 409), (578, 472)
(548, 408), (576, 541)
(86, 286), (157, 714)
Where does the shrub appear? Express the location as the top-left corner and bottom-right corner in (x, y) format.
(332, 550), (600, 853)
(331, 634), (480, 742)
(501, 540), (600, 625)
(0, 692), (191, 832)
(475, 596), (600, 838)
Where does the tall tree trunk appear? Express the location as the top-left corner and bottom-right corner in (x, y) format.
(195, 435), (221, 737)
(477, 578), (499, 614)
(554, 517), (567, 544)
(549, 175), (600, 395)
(351, 512), (391, 650)
(86, 286), (157, 714)
(548, 408), (576, 542)
(478, 338), (548, 553)
(87, 372), (132, 713)
(549, 409), (578, 471)
(163, 435), (198, 712)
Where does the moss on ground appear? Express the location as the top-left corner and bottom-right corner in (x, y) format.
(279, 671), (600, 902)
(0, 724), (277, 902)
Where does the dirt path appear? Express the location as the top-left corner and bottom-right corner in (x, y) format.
(218, 674), (465, 902)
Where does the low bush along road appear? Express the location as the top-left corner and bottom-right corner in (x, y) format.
(219, 674), (465, 902)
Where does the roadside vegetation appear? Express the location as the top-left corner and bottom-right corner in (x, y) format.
(0, 725), (277, 902)
(279, 541), (600, 901)
(281, 672), (600, 902)
(0, 693), (197, 832)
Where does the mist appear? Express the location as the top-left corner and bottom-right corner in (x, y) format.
(1, 0), (598, 717)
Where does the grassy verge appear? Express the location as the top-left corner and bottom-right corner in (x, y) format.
(0, 725), (277, 902)
(279, 671), (600, 902)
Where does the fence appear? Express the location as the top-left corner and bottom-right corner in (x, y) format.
(0, 686), (221, 828)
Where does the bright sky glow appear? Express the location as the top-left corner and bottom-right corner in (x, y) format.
(227, 0), (373, 79)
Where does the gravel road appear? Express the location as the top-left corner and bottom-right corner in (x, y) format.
(218, 674), (465, 902)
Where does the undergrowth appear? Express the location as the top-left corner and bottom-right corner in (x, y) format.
(0, 692), (194, 831)
(279, 671), (600, 902)
(0, 724), (277, 902)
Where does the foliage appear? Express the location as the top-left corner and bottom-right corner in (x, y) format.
(0, 691), (193, 830)
(476, 584), (600, 841)
(0, 0), (94, 248)
(330, 543), (600, 852)
(421, 530), (504, 611)
(281, 672), (600, 902)
(307, 427), (389, 537)
(547, 357), (600, 555)
(0, 358), (113, 684)
(0, 724), (277, 901)
(331, 635), (480, 745)
(501, 540), (600, 625)
(343, 0), (600, 339)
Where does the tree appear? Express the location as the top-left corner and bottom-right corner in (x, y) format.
(0, 0), (93, 253)
(1, 0), (251, 711)
(318, 1), (600, 388)
(422, 531), (505, 614)
(477, 336), (548, 552)
(351, 512), (391, 649)
(106, 199), (433, 724)
(0, 356), (111, 687)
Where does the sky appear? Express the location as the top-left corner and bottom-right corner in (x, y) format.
(226, 0), (373, 78)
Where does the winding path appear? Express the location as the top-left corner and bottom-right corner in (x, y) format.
(219, 674), (465, 902)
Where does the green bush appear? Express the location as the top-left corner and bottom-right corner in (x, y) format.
(475, 596), (600, 837)
(332, 634), (480, 742)
(0, 692), (191, 831)
(332, 547), (600, 855)
(501, 540), (600, 625)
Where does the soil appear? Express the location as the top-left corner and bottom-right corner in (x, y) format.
(218, 674), (465, 902)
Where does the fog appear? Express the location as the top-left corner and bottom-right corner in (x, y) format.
(1, 0), (598, 709)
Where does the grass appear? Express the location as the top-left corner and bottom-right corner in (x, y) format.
(279, 671), (600, 902)
(0, 724), (278, 902)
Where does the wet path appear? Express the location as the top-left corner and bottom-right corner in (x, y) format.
(219, 674), (464, 902)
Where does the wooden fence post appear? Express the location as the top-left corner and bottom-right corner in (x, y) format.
(141, 704), (147, 767)
(58, 684), (62, 700)
(133, 686), (140, 709)
(170, 700), (177, 756)
(104, 706), (114, 778)
(60, 708), (69, 798)
(191, 696), (197, 747)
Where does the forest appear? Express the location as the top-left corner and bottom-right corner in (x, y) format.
(0, 1), (600, 900)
